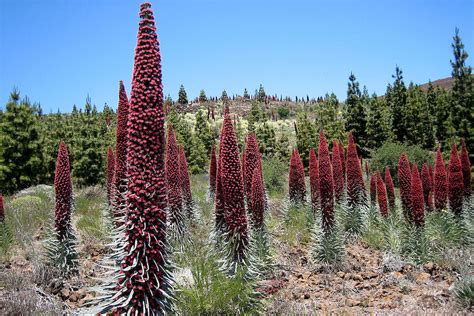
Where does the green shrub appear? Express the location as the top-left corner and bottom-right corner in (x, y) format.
(262, 157), (287, 198)
(277, 106), (290, 119)
(370, 142), (434, 186)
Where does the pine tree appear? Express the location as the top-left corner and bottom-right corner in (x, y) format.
(199, 89), (208, 103)
(433, 87), (451, 148)
(387, 66), (407, 142)
(405, 84), (434, 149)
(243, 88), (250, 99)
(255, 122), (276, 157)
(345, 73), (366, 149)
(194, 109), (213, 152)
(315, 93), (345, 142)
(257, 84), (266, 102)
(295, 112), (317, 167)
(178, 84), (188, 105)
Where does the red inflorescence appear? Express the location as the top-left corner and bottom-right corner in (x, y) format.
(243, 133), (262, 204)
(338, 140), (345, 179)
(249, 161), (265, 229)
(398, 153), (412, 221)
(309, 147), (320, 210)
(332, 140), (344, 202)
(434, 147), (448, 211)
(421, 163), (433, 212)
(365, 160), (369, 180)
(118, 3), (170, 313)
(346, 133), (366, 206)
(106, 146), (115, 205)
(219, 111), (248, 254)
(369, 173), (377, 206)
(166, 125), (183, 225)
(448, 144), (464, 216)
(214, 150), (225, 232)
(179, 145), (193, 217)
(0, 194), (4, 222)
(384, 167), (396, 211)
(460, 139), (471, 197)
(376, 172), (389, 217)
(288, 149), (306, 204)
(318, 132), (334, 233)
(209, 143), (217, 195)
(54, 141), (73, 241)
(410, 163), (425, 227)
(112, 80), (130, 211)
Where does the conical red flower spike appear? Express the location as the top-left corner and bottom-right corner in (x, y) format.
(106, 147), (115, 205)
(289, 149), (306, 204)
(398, 153), (412, 222)
(179, 145), (193, 217)
(166, 125), (183, 226)
(460, 139), (471, 197)
(54, 141), (73, 241)
(318, 132), (334, 232)
(209, 143), (217, 195)
(346, 133), (366, 206)
(243, 133), (262, 204)
(365, 160), (369, 180)
(214, 152), (225, 232)
(249, 162), (265, 229)
(338, 140), (345, 179)
(376, 172), (389, 217)
(332, 140), (344, 202)
(421, 163), (433, 212)
(434, 147), (448, 211)
(370, 174), (377, 206)
(410, 163), (425, 227)
(448, 144), (464, 216)
(309, 148), (320, 210)
(384, 167), (395, 211)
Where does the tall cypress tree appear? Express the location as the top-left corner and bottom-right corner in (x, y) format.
(387, 66), (407, 142)
(345, 73), (366, 148)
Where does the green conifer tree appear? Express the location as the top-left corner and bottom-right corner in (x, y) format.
(387, 66), (408, 142)
(178, 85), (188, 105)
(345, 73), (367, 147)
(366, 94), (390, 149)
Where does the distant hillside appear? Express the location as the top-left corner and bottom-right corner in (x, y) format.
(419, 76), (456, 91)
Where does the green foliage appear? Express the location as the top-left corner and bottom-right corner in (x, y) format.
(295, 112), (317, 167)
(194, 110), (213, 153)
(255, 122), (276, 157)
(369, 142), (434, 185)
(345, 73), (367, 149)
(198, 89), (207, 103)
(312, 220), (345, 267)
(187, 133), (207, 174)
(275, 128), (290, 161)
(261, 157), (286, 197)
(387, 66), (408, 143)
(455, 277), (474, 309)
(0, 221), (13, 260)
(433, 87), (451, 148)
(365, 94), (390, 149)
(247, 101), (264, 132)
(257, 84), (266, 102)
(315, 93), (345, 141)
(277, 106), (290, 119)
(282, 204), (313, 246)
(178, 84), (188, 105)
(404, 84), (435, 149)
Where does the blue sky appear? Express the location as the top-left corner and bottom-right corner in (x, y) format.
(1, 0), (473, 112)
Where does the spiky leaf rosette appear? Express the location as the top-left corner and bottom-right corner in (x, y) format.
(179, 145), (193, 219)
(421, 163), (433, 211)
(346, 133), (366, 206)
(166, 125), (184, 235)
(106, 147), (115, 205)
(111, 80), (130, 218)
(96, 4), (174, 314)
(461, 139), (471, 198)
(309, 148), (320, 212)
(338, 140), (345, 179)
(376, 172), (389, 217)
(384, 167), (396, 211)
(288, 149), (306, 205)
(318, 132), (335, 233)
(448, 144), (464, 216)
(220, 112), (249, 269)
(249, 162), (265, 230)
(411, 163), (425, 227)
(243, 133), (262, 204)
(398, 153), (412, 222)
(434, 147), (448, 211)
(209, 143), (217, 197)
(369, 174), (377, 206)
(332, 140), (344, 203)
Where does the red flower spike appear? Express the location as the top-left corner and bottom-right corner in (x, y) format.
(369, 174), (377, 206)
(410, 163), (425, 227)
(289, 149), (306, 204)
(461, 139), (471, 197)
(179, 145), (193, 217)
(338, 140), (345, 179)
(309, 148), (320, 210)
(376, 172), (389, 217)
(112, 80), (130, 214)
(332, 140), (344, 202)
(398, 153), (412, 222)
(346, 133), (366, 206)
(54, 141), (73, 241)
(318, 132), (334, 232)
(434, 147), (448, 211)
(220, 111), (248, 255)
(421, 163), (433, 212)
(166, 125), (183, 225)
(243, 133), (262, 203)
(106, 147), (115, 205)
(214, 151), (225, 231)
(0, 194), (4, 222)
(384, 167), (396, 211)
(365, 160), (369, 179)
(209, 144), (217, 195)
(249, 162), (265, 229)
(448, 144), (464, 216)
(116, 4), (171, 313)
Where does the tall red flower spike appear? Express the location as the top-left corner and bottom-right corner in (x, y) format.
(332, 140), (344, 202)
(106, 147), (115, 205)
(209, 143), (217, 195)
(166, 125), (183, 226)
(220, 111), (249, 258)
(434, 147), (448, 211)
(318, 132), (334, 233)
(369, 174), (377, 206)
(179, 145), (193, 218)
(338, 140), (345, 179)
(410, 163), (425, 227)
(365, 160), (369, 179)
(214, 151), (225, 232)
(376, 172), (389, 217)
(55, 141), (73, 241)
(309, 147), (320, 210)
(289, 149), (306, 204)
(249, 162), (265, 230)
(384, 167), (396, 211)
(243, 132), (262, 203)
(111, 4), (173, 314)
(112, 80), (130, 213)
(460, 139), (471, 197)
(0, 194), (4, 222)
(346, 133), (366, 206)
(398, 153), (412, 222)
(448, 144), (464, 216)
(421, 163), (433, 212)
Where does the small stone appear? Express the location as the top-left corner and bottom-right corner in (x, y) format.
(337, 271), (345, 278)
(352, 274), (363, 282)
(304, 293), (310, 299)
(347, 298), (361, 307)
(60, 288), (70, 299)
(416, 272), (430, 284)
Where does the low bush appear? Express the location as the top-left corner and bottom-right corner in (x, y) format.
(262, 157), (287, 198)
